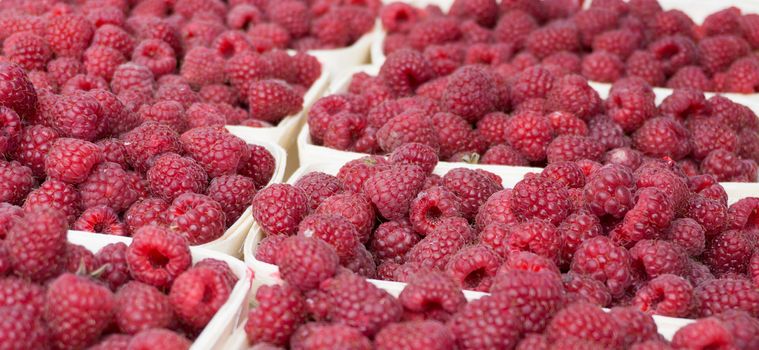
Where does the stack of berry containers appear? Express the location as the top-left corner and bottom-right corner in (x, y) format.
(67, 230), (252, 350)
(236, 158), (759, 347)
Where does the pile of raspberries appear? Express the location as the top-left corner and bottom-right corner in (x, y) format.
(251, 142), (759, 326)
(308, 48), (759, 182)
(0, 62), (277, 245)
(380, 0), (759, 93)
(245, 235), (758, 349)
(1, 206), (237, 350)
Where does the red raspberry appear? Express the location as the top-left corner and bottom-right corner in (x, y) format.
(571, 236), (632, 298)
(113, 281), (172, 334)
(493, 10), (537, 48)
(407, 16), (461, 50)
(0, 275), (45, 314)
(610, 306), (659, 347)
(375, 320), (453, 350)
(573, 6), (619, 46)
(510, 66), (556, 105)
(0, 63), (37, 119)
(376, 109), (438, 153)
(648, 35), (698, 76)
(510, 175), (570, 226)
(308, 95), (356, 143)
(478, 222), (513, 259)
(632, 273), (693, 317)
(445, 244), (501, 292)
(500, 250), (561, 277)
(0, 203), (21, 240)
(206, 174), (256, 222)
(169, 263), (233, 330)
(526, 20), (580, 59)
(388, 142), (438, 175)
(276, 233), (338, 291)
(255, 234), (287, 264)
(44, 273), (114, 350)
(442, 167), (502, 220)
(698, 35), (750, 75)
(294, 172), (343, 212)
(406, 217), (473, 270)
(475, 189), (518, 231)
(632, 117), (691, 160)
(700, 149), (747, 181)
(685, 195), (727, 236)
(541, 161), (585, 189)
(557, 211), (602, 266)
(629, 239), (689, 280)
(61, 243), (98, 274)
(182, 102), (224, 129)
(290, 322), (372, 350)
(591, 29), (638, 59)
(363, 164), (426, 220)
(724, 57), (759, 93)
(336, 156), (389, 193)
(128, 329), (190, 350)
(60, 73), (109, 96)
(449, 295), (522, 349)
(44, 14), (93, 58)
(180, 126), (247, 178)
(715, 310), (759, 350)
(650, 9), (695, 38)
(91, 24), (134, 57)
(492, 270), (565, 333)
(3, 32), (51, 71)
(504, 111), (554, 162)
(237, 144), (275, 188)
(547, 302), (622, 348)
(672, 317), (736, 349)
(177, 46), (224, 88)
(343, 244), (376, 278)
(379, 49), (435, 97)
(379, 2), (419, 33)
(82, 45), (126, 81)
(546, 135), (603, 163)
(73, 205), (127, 236)
(0, 106), (21, 158)
(252, 184), (309, 236)
(581, 50), (624, 82)
(0, 160), (32, 205)
(542, 51), (582, 75)
(121, 122), (181, 172)
(546, 74), (602, 121)
(441, 66), (497, 124)
(146, 153), (208, 201)
(397, 270), (465, 321)
(124, 198), (168, 234)
(245, 79), (303, 124)
(562, 272), (612, 307)
(504, 219), (562, 263)
(689, 121), (738, 161)
(728, 197), (759, 230)
(126, 226), (191, 288)
(79, 162), (140, 212)
(0, 306), (46, 349)
(700, 7), (741, 36)
(703, 229), (754, 276)
(479, 144), (526, 165)
(131, 39), (176, 77)
(297, 214), (358, 261)
(624, 50), (665, 86)
(138, 100), (186, 133)
(44, 138), (101, 185)
(321, 271), (402, 336)
(23, 179), (79, 225)
(408, 186), (462, 236)
(266, 1), (310, 38)
(110, 62), (155, 96)
(166, 193), (225, 245)
(245, 284), (305, 346)
(667, 66), (714, 91)
(316, 193), (375, 243)
(693, 278), (759, 317)
(369, 220), (418, 264)
(665, 218), (705, 257)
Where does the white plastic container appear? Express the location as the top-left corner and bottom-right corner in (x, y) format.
(67, 230), (252, 350)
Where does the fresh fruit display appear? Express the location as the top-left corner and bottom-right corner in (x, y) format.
(308, 53), (759, 181)
(0, 207), (238, 350)
(251, 144), (759, 324)
(244, 234), (759, 349)
(380, 0), (759, 93)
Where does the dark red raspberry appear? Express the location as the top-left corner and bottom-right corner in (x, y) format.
(474, 189), (518, 231)
(398, 270), (465, 321)
(0, 160), (33, 205)
(127, 329), (190, 350)
(649, 35), (698, 76)
(154, 83), (200, 109)
(571, 236), (632, 298)
(147, 153), (208, 201)
(632, 273), (693, 317)
(169, 263), (233, 330)
(698, 35), (750, 75)
(376, 109), (438, 153)
(44, 273), (114, 350)
(238, 144), (276, 189)
(79, 162), (140, 212)
(481, 144), (528, 165)
(363, 164), (426, 220)
(91, 24), (134, 57)
(445, 244), (501, 292)
(206, 174), (256, 221)
(0, 276), (45, 315)
(724, 57), (759, 93)
(490, 270), (564, 332)
(504, 111), (554, 162)
(625, 50), (666, 86)
(110, 63), (155, 96)
(703, 229), (755, 276)
(316, 193), (375, 244)
(245, 284), (305, 346)
(0, 305), (47, 350)
(714, 310), (759, 350)
(500, 250), (561, 277)
(610, 306), (659, 347)
(581, 50), (624, 82)
(126, 226), (191, 288)
(3, 32), (51, 71)
(510, 66), (556, 105)
(138, 100), (186, 133)
(297, 214), (358, 262)
(379, 49), (435, 97)
(120, 122), (181, 172)
(166, 193), (225, 245)
(671, 317), (736, 350)
(179, 46), (224, 89)
(276, 234), (338, 291)
(440, 66), (497, 124)
(0, 107), (21, 159)
(408, 186), (462, 236)
(442, 167), (502, 220)
(293, 173), (343, 212)
(73, 205), (126, 236)
(449, 295), (522, 350)
(321, 271), (402, 336)
(23, 179), (79, 225)
(693, 278), (759, 317)
(700, 149), (748, 181)
(83, 45), (126, 81)
(629, 239), (689, 280)
(545, 112), (587, 138)
(503, 219), (562, 263)
(406, 217), (473, 270)
(546, 135), (603, 163)
(255, 234), (287, 264)
(665, 218), (705, 257)
(545, 74), (602, 121)
(541, 161), (585, 189)
(246, 79), (303, 124)
(380, 2), (419, 33)
(252, 184), (309, 236)
(180, 126), (248, 178)
(61, 243), (97, 274)
(478, 222), (513, 259)
(6, 207), (66, 281)
(667, 66), (714, 91)
(557, 211), (602, 266)
(290, 322), (371, 350)
(44, 14), (94, 58)
(632, 117), (690, 160)
(371, 220), (418, 265)
(49, 92), (106, 141)
(728, 197), (759, 230)
(343, 244), (376, 278)
(612, 188), (676, 247)
(685, 195), (728, 236)
(525, 20), (580, 59)
(184, 102), (225, 129)
(546, 302), (622, 348)
(493, 9), (538, 48)
(0, 63), (37, 119)
(375, 320), (453, 350)
(94, 242), (130, 291)
(114, 281), (172, 334)
(0, 203), (21, 240)
(389, 142), (438, 175)
(510, 175), (570, 225)
(562, 272), (612, 307)
(124, 198), (169, 234)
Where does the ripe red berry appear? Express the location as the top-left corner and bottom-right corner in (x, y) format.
(126, 225), (192, 288)
(276, 235), (339, 291)
(245, 284), (305, 346)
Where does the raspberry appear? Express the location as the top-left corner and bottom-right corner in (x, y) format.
(715, 310), (759, 350)
(79, 161), (140, 212)
(449, 295), (522, 349)
(293, 173), (343, 212)
(515, 334), (549, 350)
(126, 225), (191, 288)
(728, 197), (759, 230)
(83, 45), (126, 81)
(549, 75), (602, 120)
(396, 270), (464, 320)
(491, 269), (564, 332)
(169, 263), (233, 331)
(6, 207), (66, 280)
(629, 239), (689, 281)
(254, 234), (287, 264)
(91, 24), (134, 57)
(665, 218), (705, 257)
(120, 122), (181, 172)
(444, 244), (500, 292)
(406, 217), (473, 270)
(368, 220), (416, 264)
(526, 20), (580, 59)
(245, 79), (303, 124)
(685, 195), (728, 236)
(610, 306), (659, 347)
(73, 205), (126, 236)
(363, 165), (426, 220)
(493, 10), (538, 48)
(406, 186), (461, 237)
(237, 144), (275, 188)
(475, 189), (518, 231)
(700, 149), (746, 181)
(510, 66), (556, 105)
(0, 160), (32, 205)
(245, 284), (304, 346)
(0, 276), (45, 315)
(562, 272), (612, 307)
(276, 234), (338, 291)
(375, 320), (454, 350)
(3, 31), (51, 71)
(557, 211), (602, 265)
(297, 214), (358, 261)
(442, 167), (502, 220)
(387, 143), (437, 175)
(689, 121), (738, 162)
(131, 39), (177, 77)
(573, 7), (619, 46)
(479, 144), (527, 165)
(571, 236), (632, 298)
(0, 203), (21, 240)
(504, 219), (562, 263)
(380, 2), (419, 33)
(110, 63), (155, 96)
(591, 29), (638, 59)
(703, 229), (754, 276)
(113, 281), (172, 334)
(252, 184), (309, 236)
(0, 107), (20, 158)
(667, 66), (714, 91)
(145, 153), (207, 202)
(0, 305), (47, 349)
(693, 278), (759, 317)
(503, 111), (554, 162)
(44, 273), (114, 350)
(344, 244), (376, 278)
(379, 49), (435, 97)
(547, 302), (622, 348)
(44, 14), (93, 58)
(546, 135), (603, 164)
(165, 193), (225, 245)
(321, 271), (402, 336)
(0, 63), (37, 119)
(138, 100), (186, 133)
(510, 175), (570, 225)
(23, 179), (80, 224)
(205, 174), (256, 222)
(500, 250), (561, 277)
(123, 199), (168, 235)
(699, 35), (750, 75)
(92, 242), (130, 291)
(671, 317), (736, 350)
(130, 329), (191, 350)
(315, 193), (375, 243)
(376, 109), (438, 153)
(622, 51), (664, 86)
(631, 273), (693, 318)
(632, 117), (691, 160)
(581, 50), (624, 82)
(441, 66), (497, 124)
(180, 126), (247, 178)
(290, 323), (372, 350)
